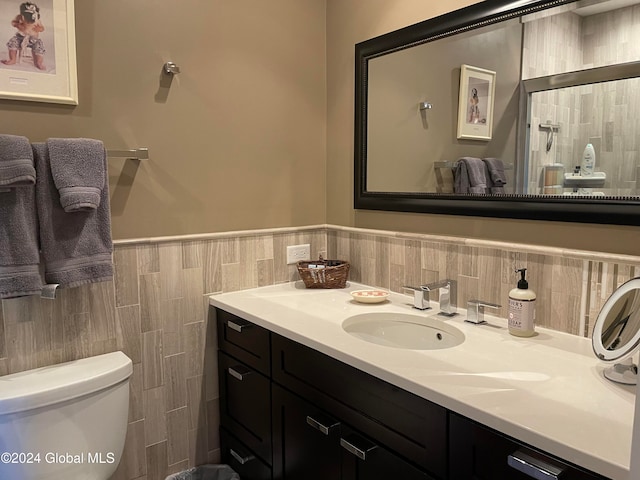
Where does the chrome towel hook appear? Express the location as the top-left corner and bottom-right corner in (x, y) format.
(163, 62), (181, 75)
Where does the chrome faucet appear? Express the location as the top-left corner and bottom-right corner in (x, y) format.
(403, 285), (431, 310)
(403, 279), (457, 316)
(466, 299), (501, 324)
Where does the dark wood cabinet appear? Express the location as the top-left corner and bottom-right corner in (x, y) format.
(271, 332), (447, 478)
(215, 306), (608, 480)
(272, 384), (432, 480)
(218, 351), (271, 464)
(272, 384), (342, 480)
(339, 425), (432, 480)
(449, 414), (607, 480)
(220, 428), (272, 480)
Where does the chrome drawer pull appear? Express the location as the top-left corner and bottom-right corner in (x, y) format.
(229, 448), (254, 465)
(508, 450), (566, 480)
(306, 415), (339, 436)
(228, 366), (252, 381)
(340, 436), (377, 461)
(228, 320), (251, 332)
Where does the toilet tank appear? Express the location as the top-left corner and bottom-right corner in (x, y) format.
(0, 351), (133, 480)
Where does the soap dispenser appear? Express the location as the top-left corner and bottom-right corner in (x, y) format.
(508, 268), (536, 337)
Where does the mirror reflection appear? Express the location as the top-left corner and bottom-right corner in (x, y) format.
(600, 289), (640, 352)
(365, 0), (640, 197)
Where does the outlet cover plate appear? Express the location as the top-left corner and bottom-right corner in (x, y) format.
(286, 244), (311, 264)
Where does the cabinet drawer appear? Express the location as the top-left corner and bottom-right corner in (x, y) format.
(220, 427), (271, 480)
(216, 308), (270, 376)
(272, 334), (447, 478)
(340, 425), (434, 480)
(219, 351), (272, 464)
(449, 414), (607, 480)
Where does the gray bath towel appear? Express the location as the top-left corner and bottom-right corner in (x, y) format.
(46, 138), (106, 212)
(33, 143), (113, 288)
(0, 183), (43, 299)
(454, 157), (487, 194)
(483, 157), (506, 194)
(0, 134), (36, 190)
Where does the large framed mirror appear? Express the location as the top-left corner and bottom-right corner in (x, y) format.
(354, 0), (640, 225)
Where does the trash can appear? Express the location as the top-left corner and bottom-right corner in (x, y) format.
(165, 464), (240, 480)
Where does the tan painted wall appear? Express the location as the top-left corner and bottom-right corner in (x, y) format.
(0, 0), (327, 240)
(326, 0), (640, 256)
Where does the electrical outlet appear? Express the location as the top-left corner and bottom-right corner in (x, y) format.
(286, 244), (311, 264)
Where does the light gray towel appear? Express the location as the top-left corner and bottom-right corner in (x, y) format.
(46, 138), (106, 212)
(0, 134), (36, 190)
(483, 157), (506, 194)
(454, 157), (487, 194)
(0, 182), (43, 299)
(33, 143), (113, 288)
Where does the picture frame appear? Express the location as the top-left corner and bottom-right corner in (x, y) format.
(0, 0), (77, 105)
(456, 64), (495, 141)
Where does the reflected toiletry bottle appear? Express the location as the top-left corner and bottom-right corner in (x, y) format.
(508, 268), (536, 337)
(579, 144), (596, 195)
(581, 143), (595, 176)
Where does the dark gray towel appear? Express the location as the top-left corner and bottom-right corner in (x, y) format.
(0, 134), (36, 190)
(454, 157), (487, 194)
(483, 157), (506, 194)
(33, 143), (113, 288)
(46, 138), (106, 212)
(0, 184), (43, 299)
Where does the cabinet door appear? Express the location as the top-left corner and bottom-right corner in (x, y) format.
(339, 426), (433, 480)
(272, 384), (342, 480)
(450, 414), (606, 480)
(220, 428), (272, 480)
(219, 351), (272, 464)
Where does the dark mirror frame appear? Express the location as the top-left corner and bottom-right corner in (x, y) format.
(354, 0), (640, 225)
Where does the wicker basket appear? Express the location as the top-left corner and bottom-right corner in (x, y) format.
(296, 256), (350, 289)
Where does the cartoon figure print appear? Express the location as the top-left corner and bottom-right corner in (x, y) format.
(2, 2), (46, 70)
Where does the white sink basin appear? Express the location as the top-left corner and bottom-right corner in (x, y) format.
(342, 312), (464, 350)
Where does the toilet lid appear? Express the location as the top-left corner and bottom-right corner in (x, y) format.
(0, 351), (132, 415)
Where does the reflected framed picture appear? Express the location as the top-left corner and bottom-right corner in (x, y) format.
(0, 0), (77, 104)
(456, 64), (495, 141)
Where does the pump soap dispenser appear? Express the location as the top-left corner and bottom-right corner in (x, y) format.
(508, 268), (537, 337)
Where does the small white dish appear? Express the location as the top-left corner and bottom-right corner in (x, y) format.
(350, 289), (389, 304)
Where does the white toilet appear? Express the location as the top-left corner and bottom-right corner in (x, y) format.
(0, 351), (133, 480)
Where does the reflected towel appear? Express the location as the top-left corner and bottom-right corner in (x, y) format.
(46, 138), (106, 212)
(0, 185), (42, 299)
(0, 134), (36, 190)
(454, 157), (487, 194)
(33, 143), (113, 288)
(483, 157), (506, 194)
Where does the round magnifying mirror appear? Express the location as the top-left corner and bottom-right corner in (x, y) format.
(592, 277), (640, 385)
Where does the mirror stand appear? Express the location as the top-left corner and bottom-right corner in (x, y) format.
(603, 357), (638, 386)
(593, 277), (640, 385)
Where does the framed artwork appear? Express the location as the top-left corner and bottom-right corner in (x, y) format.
(0, 0), (77, 104)
(456, 64), (496, 141)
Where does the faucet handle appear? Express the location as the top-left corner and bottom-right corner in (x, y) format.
(402, 286), (431, 310)
(466, 299), (501, 324)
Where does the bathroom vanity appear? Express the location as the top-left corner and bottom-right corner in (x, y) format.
(210, 282), (634, 480)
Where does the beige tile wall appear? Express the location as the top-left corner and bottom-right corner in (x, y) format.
(328, 226), (640, 337)
(0, 227), (326, 480)
(0, 224), (637, 480)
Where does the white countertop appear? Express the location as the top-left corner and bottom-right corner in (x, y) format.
(209, 281), (635, 479)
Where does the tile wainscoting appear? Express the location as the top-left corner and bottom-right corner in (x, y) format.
(0, 224), (637, 479)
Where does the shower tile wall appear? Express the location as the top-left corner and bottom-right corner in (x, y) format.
(0, 225), (638, 479)
(524, 5), (640, 195)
